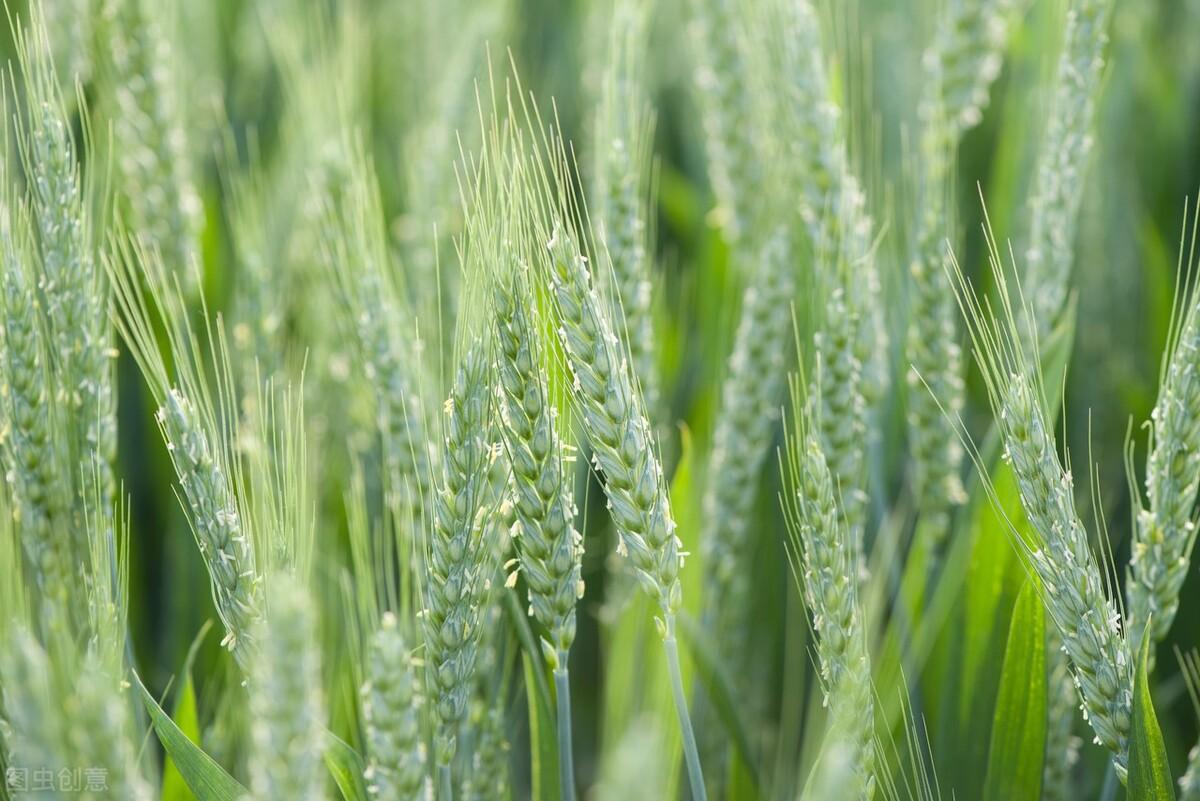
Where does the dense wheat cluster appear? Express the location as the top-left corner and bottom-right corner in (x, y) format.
(3, 0), (1200, 799)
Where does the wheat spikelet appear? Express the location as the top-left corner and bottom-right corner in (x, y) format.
(687, 0), (759, 238)
(0, 208), (73, 602)
(701, 228), (793, 649)
(591, 0), (659, 413)
(158, 388), (264, 664)
(544, 228), (682, 616)
(247, 573), (326, 801)
(362, 613), (428, 800)
(1126, 210), (1200, 652)
(783, 401), (875, 800)
(769, 0), (880, 524)
(1023, 0), (1115, 335)
(319, 145), (434, 526)
(952, 246), (1132, 778)
(422, 339), (500, 766)
(105, 0), (203, 285)
(494, 267), (582, 664)
(17, 19), (116, 515)
(907, 0), (1017, 534)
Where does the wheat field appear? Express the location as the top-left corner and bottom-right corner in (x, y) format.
(1, 0), (1199, 799)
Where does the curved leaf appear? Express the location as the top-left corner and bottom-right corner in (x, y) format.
(1128, 627), (1175, 800)
(325, 732), (369, 801)
(132, 672), (247, 801)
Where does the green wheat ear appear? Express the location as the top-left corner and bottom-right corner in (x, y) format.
(247, 573), (327, 801)
(949, 231), (1132, 780)
(422, 338), (500, 772)
(783, 376), (876, 801)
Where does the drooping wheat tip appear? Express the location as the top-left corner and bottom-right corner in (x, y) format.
(545, 227), (682, 618)
(494, 268), (583, 666)
(1023, 0), (1115, 336)
(701, 227), (793, 652)
(784, 421), (875, 800)
(247, 574), (327, 801)
(423, 339), (500, 766)
(157, 388), (264, 665)
(361, 612), (428, 800)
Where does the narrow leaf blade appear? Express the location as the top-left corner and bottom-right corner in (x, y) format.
(133, 673), (247, 801)
(982, 580), (1046, 801)
(1128, 627), (1175, 801)
(325, 732), (370, 801)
